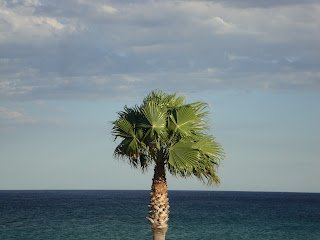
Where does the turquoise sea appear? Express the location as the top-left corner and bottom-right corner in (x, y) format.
(0, 190), (319, 239)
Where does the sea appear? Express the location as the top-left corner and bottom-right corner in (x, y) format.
(0, 190), (319, 240)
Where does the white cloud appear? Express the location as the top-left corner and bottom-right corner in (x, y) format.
(0, 0), (81, 44)
(285, 56), (300, 63)
(206, 17), (237, 34)
(0, 106), (23, 120)
(227, 54), (249, 61)
(0, 0), (319, 101)
(99, 4), (118, 14)
(0, 106), (64, 126)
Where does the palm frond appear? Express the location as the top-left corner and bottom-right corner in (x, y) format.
(167, 135), (224, 185)
(113, 118), (134, 136)
(111, 89), (225, 181)
(141, 101), (168, 141)
(143, 89), (166, 106)
(193, 167), (221, 186)
(168, 141), (199, 173)
(193, 135), (225, 163)
(170, 103), (208, 138)
(175, 106), (198, 137)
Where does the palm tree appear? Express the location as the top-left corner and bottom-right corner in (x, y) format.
(111, 90), (225, 240)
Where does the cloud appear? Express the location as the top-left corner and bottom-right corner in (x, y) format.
(99, 4), (118, 14)
(0, 106), (64, 126)
(205, 17), (237, 34)
(0, 106), (22, 120)
(213, 0), (319, 9)
(0, 0), (319, 101)
(0, 1), (78, 45)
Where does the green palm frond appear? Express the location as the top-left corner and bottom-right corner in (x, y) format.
(167, 114), (177, 132)
(188, 101), (210, 129)
(193, 136), (225, 162)
(175, 106), (199, 137)
(143, 90), (166, 106)
(114, 132), (139, 156)
(193, 166), (221, 185)
(167, 137), (223, 185)
(172, 96), (186, 108)
(111, 89), (225, 183)
(162, 93), (186, 109)
(169, 102), (209, 138)
(114, 133), (152, 170)
(167, 141), (199, 177)
(141, 101), (168, 141)
(112, 118), (134, 137)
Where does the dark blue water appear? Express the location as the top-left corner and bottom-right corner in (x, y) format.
(0, 191), (319, 239)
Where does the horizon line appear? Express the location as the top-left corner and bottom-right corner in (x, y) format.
(0, 189), (319, 194)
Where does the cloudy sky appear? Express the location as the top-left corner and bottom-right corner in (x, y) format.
(1, 0), (319, 192)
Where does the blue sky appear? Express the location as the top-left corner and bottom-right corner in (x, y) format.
(0, 0), (319, 192)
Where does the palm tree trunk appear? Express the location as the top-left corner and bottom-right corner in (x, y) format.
(147, 162), (169, 240)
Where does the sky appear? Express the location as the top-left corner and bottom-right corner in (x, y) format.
(0, 0), (319, 192)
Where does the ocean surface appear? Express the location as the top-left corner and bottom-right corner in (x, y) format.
(0, 190), (319, 240)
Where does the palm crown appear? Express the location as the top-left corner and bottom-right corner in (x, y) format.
(112, 90), (225, 185)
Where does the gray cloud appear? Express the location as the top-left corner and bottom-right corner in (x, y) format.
(212, 0), (319, 9)
(0, 0), (319, 100)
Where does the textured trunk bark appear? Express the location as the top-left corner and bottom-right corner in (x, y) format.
(147, 162), (169, 240)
